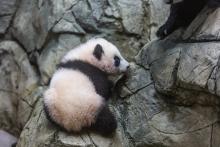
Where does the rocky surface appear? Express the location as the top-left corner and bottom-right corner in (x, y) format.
(0, 41), (38, 136)
(0, 0), (17, 35)
(0, 0), (220, 147)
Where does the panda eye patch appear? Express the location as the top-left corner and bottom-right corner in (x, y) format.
(114, 56), (120, 67)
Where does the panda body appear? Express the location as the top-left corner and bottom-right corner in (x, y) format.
(157, 0), (220, 39)
(43, 38), (129, 135)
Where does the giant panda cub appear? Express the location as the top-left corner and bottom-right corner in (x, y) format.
(43, 38), (129, 135)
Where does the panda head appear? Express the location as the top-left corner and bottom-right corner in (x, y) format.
(62, 38), (129, 74)
(164, 0), (183, 4)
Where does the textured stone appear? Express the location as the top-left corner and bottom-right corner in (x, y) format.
(0, 41), (38, 135)
(2, 0), (220, 146)
(142, 39), (181, 92)
(71, 0), (100, 32)
(16, 98), (57, 147)
(122, 84), (164, 146)
(148, 105), (218, 147)
(121, 82), (218, 147)
(213, 59), (220, 96)
(12, 0), (54, 52)
(38, 34), (81, 84)
(52, 12), (86, 34)
(0, 0), (16, 15)
(17, 98), (129, 147)
(0, 0), (17, 34)
(212, 123), (220, 147)
(0, 16), (12, 34)
(150, 106), (218, 134)
(17, 87), (44, 129)
(183, 7), (220, 41)
(117, 0), (144, 35)
(148, 0), (170, 39)
(104, 0), (120, 18)
(124, 63), (152, 93)
(177, 43), (220, 90)
(141, 38), (220, 105)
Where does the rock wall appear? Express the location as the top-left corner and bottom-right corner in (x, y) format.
(1, 0), (220, 147)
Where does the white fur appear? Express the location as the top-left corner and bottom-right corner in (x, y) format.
(44, 69), (103, 131)
(44, 38), (129, 132)
(62, 38), (129, 74)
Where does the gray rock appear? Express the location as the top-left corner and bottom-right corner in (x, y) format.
(0, 0), (16, 15)
(2, 0), (220, 146)
(177, 43), (220, 90)
(71, 0), (100, 32)
(212, 123), (220, 147)
(104, 0), (120, 19)
(12, 0), (53, 52)
(0, 0), (17, 34)
(0, 41), (38, 135)
(17, 98), (129, 147)
(124, 63), (152, 93)
(0, 16), (13, 34)
(38, 34), (81, 84)
(140, 38), (220, 105)
(183, 7), (220, 41)
(148, 0), (170, 39)
(87, 0), (105, 20)
(117, 0), (144, 35)
(121, 81), (219, 147)
(150, 106), (218, 134)
(207, 65), (217, 95)
(106, 36), (144, 61)
(213, 58), (220, 96)
(122, 84), (164, 146)
(119, 63), (152, 98)
(148, 105), (218, 147)
(12, 0), (79, 52)
(52, 12), (86, 34)
(141, 39), (181, 92)
(16, 98), (57, 147)
(17, 87), (44, 129)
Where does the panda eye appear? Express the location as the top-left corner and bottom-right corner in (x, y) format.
(114, 56), (120, 67)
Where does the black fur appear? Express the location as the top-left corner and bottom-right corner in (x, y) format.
(11, 142), (17, 147)
(90, 105), (117, 136)
(43, 103), (67, 132)
(93, 44), (104, 60)
(157, 0), (220, 39)
(58, 60), (113, 100)
(43, 60), (117, 135)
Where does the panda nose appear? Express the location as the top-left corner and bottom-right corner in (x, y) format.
(126, 64), (130, 70)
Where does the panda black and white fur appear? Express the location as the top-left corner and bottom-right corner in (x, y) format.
(157, 0), (220, 39)
(43, 38), (129, 135)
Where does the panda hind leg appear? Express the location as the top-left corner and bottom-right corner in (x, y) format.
(90, 105), (117, 136)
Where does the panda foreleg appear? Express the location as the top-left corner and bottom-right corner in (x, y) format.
(157, 3), (182, 39)
(91, 105), (117, 136)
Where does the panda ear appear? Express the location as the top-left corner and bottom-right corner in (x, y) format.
(93, 44), (104, 60)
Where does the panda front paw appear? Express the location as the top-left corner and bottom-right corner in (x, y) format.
(156, 25), (169, 39)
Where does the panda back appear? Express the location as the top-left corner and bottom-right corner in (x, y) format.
(58, 60), (112, 100)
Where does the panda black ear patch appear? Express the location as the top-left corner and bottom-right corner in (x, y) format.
(93, 44), (104, 60)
